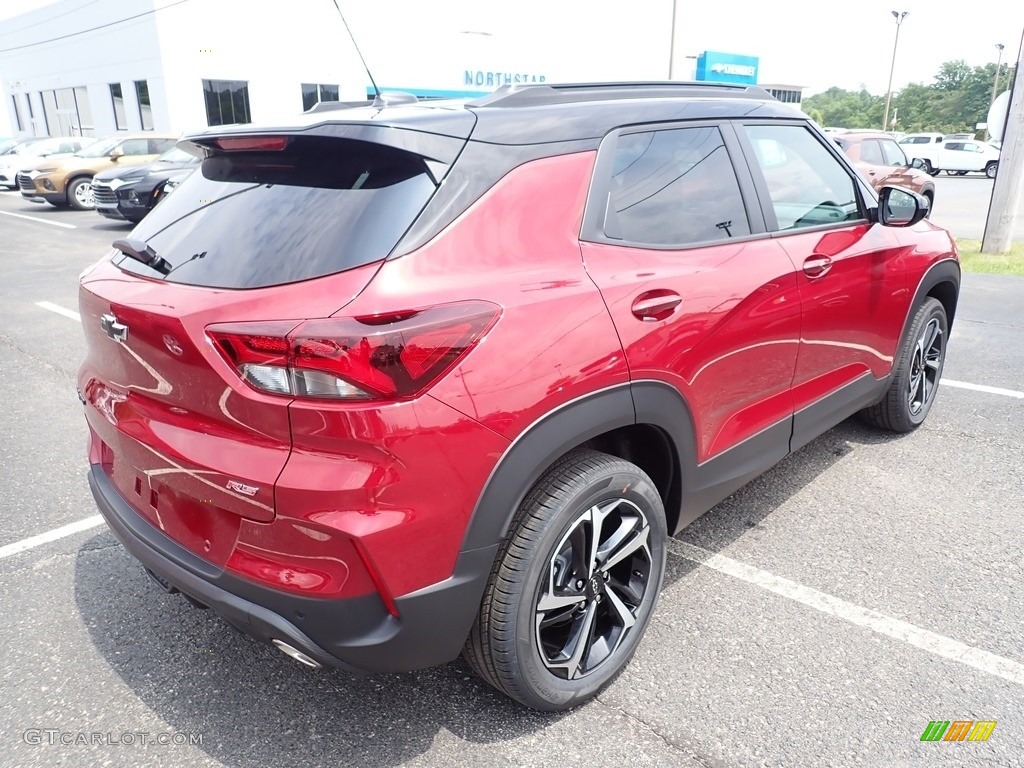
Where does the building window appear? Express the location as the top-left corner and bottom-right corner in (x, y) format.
(10, 95), (23, 131)
(203, 79), (251, 126)
(301, 83), (340, 111)
(135, 80), (153, 130)
(109, 84), (127, 130)
(73, 86), (93, 136)
(39, 87), (94, 136)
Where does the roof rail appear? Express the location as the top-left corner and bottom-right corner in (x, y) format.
(468, 81), (772, 108)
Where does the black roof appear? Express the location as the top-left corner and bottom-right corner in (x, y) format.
(183, 82), (807, 149)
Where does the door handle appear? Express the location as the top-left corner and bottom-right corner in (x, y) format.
(802, 255), (833, 278)
(631, 290), (682, 321)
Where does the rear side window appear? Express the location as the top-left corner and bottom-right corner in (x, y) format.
(604, 126), (751, 246)
(743, 124), (860, 231)
(116, 136), (436, 289)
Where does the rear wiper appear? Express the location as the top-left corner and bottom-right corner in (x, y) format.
(112, 238), (171, 275)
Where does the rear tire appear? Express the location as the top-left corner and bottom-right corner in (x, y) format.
(924, 162), (940, 176)
(463, 449), (666, 711)
(861, 298), (947, 433)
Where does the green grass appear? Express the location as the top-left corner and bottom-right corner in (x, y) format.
(956, 239), (1024, 276)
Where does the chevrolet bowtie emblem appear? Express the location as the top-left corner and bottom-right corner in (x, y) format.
(100, 313), (129, 343)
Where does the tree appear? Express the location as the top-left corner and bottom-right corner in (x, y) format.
(802, 59), (1019, 135)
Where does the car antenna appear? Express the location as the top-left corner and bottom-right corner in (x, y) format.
(329, 0), (380, 102)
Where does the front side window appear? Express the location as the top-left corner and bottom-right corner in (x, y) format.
(119, 138), (151, 155)
(859, 140), (884, 165)
(135, 80), (153, 130)
(203, 79), (251, 126)
(604, 126), (751, 246)
(743, 124), (860, 231)
(880, 140), (908, 167)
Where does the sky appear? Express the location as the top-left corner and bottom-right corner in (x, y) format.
(1, 0), (1022, 96)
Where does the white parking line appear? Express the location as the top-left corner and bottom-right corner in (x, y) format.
(0, 515), (105, 560)
(35, 301), (81, 322)
(0, 209), (76, 229)
(942, 378), (1024, 399)
(667, 540), (1024, 687)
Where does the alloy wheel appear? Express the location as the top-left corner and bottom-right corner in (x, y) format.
(908, 317), (942, 416)
(74, 181), (95, 208)
(535, 498), (652, 680)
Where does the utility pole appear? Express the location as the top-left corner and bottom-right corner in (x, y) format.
(882, 11), (909, 133)
(667, 0), (678, 79)
(988, 43), (1006, 140)
(981, 29), (1024, 254)
(991, 43), (1006, 106)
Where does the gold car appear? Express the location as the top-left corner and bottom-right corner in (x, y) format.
(18, 134), (177, 210)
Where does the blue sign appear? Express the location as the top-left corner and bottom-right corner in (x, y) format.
(695, 51), (759, 85)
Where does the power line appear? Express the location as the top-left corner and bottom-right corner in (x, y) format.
(0, 0), (191, 54)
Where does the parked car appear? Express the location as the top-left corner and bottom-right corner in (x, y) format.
(936, 139), (1001, 178)
(898, 133), (1000, 177)
(78, 82), (959, 712)
(92, 146), (200, 222)
(833, 131), (935, 214)
(18, 133), (177, 209)
(898, 133), (944, 175)
(0, 136), (87, 189)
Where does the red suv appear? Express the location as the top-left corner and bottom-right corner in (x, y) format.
(79, 83), (959, 711)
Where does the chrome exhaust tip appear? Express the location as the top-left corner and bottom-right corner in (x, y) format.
(271, 639), (322, 668)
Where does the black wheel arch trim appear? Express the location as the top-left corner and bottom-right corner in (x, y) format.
(460, 384), (639, 551)
(459, 378), (792, 552)
(901, 258), (960, 340)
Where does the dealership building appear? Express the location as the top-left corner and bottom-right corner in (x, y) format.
(0, 0), (801, 139)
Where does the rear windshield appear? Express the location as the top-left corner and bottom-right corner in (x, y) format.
(114, 136), (437, 289)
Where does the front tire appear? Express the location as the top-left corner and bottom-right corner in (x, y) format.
(67, 177), (95, 210)
(861, 297), (947, 432)
(464, 449), (667, 711)
(985, 162), (997, 179)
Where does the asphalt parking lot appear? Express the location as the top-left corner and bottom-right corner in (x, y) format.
(1, 184), (1022, 768)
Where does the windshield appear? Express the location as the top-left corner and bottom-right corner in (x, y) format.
(20, 138), (70, 155)
(157, 147), (196, 163)
(75, 137), (122, 158)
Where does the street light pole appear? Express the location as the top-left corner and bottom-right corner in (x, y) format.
(882, 10), (909, 133)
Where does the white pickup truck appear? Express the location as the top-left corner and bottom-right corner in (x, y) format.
(898, 134), (1000, 178)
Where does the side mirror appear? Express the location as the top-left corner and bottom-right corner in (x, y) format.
(110, 147), (124, 161)
(877, 186), (929, 227)
(909, 157), (926, 170)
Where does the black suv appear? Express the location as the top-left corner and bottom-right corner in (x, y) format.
(91, 147), (199, 222)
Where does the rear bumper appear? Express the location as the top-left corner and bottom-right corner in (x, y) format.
(88, 465), (496, 673)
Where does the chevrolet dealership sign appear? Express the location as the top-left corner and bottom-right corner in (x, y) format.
(695, 51), (760, 85)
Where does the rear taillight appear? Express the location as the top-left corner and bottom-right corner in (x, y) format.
(207, 302), (499, 401)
